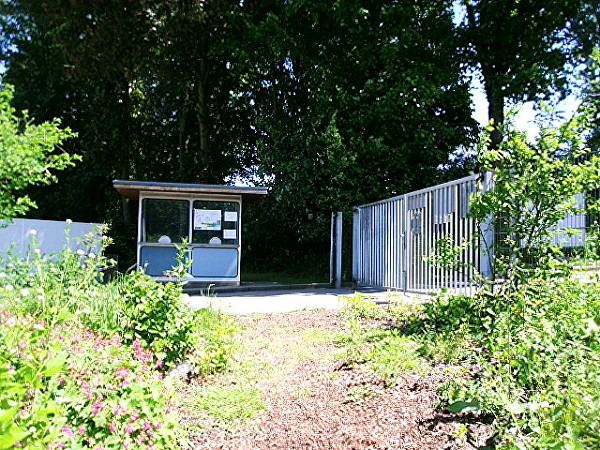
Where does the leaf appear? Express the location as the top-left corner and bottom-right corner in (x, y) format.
(0, 425), (29, 449)
(506, 401), (526, 414)
(0, 407), (19, 427)
(446, 401), (481, 414)
(43, 352), (67, 377)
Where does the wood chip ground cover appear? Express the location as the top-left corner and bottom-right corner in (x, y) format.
(179, 309), (493, 449)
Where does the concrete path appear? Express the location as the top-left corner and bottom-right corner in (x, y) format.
(185, 287), (430, 314)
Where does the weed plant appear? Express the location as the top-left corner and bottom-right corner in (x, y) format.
(338, 293), (427, 383)
(0, 223), (237, 448)
(340, 283), (600, 447)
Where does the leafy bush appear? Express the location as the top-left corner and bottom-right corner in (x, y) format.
(420, 279), (600, 448)
(118, 269), (236, 372)
(0, 84), (78, 221)
(0, 225), (239, 449)
(0, 225), (121, 333)
(0, 310), (182, 449)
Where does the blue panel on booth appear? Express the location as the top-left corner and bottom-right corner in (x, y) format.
(191, 247), (238, 278)
(140, 246), (179, 277)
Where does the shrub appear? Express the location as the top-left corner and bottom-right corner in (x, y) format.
(117, 269), (236, 372)
(0, 310), (183, 449)
(435, 279), (600, 447)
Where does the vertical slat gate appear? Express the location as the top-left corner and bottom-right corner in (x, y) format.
(353, 174), (484, 295)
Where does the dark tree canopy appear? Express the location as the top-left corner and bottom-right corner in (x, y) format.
(1, 0), (593, 272)
(457, 0), (585, 147)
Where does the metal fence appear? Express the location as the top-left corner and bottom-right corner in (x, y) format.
(352, 173), (595, 294)
(352, 174), (494, 295)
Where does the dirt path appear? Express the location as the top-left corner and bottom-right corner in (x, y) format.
(181, 309), (492, 449)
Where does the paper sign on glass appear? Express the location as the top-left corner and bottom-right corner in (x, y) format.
(194, 209), (221, 231)
(224, 211), (238, 222)
(223, 229), (237, 240)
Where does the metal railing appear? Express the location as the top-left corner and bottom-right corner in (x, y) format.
(352, 174), (493, 295)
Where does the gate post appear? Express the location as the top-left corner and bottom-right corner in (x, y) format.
(479, 171), (495, 281)
(352, 208), (360, 286)
(330, 211), (343, 289)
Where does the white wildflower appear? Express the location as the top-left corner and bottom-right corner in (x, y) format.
(20, 288), (30, 297)
(76, 249), (85, 256)
(5, 284), (13, 291)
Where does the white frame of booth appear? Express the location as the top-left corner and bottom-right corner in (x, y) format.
(138, 192), (243, 284)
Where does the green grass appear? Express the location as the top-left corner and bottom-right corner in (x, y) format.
(189, 385), (266, 425)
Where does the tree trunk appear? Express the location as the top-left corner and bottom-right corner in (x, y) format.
(484, 75), (504, 150)
(196, 58), (209, 182)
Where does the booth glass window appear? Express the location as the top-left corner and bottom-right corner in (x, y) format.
(142, 198), (189, 243)
(192, 200), (240, 245)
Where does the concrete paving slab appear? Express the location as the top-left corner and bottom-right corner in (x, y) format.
(185, 287), (430, 314)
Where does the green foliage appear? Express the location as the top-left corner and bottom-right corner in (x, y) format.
(0, 224), (120, 332)
(434, 280), (600, 448)
(457, 0), (583, 146)
(469, 107), (600, 289)
(340, 293), (385, 322)
(338, 295), (427, 384)
(0, 223), (238, 448)
(0, 311), (183, 449)
(364, 331), (425, 385)
(0, 84), (78, 220)
(117, 243), (236, 372)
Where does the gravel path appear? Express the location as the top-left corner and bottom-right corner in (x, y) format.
(184, 309), (493, 449)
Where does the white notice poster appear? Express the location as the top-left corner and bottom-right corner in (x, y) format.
(194, 209), (222, 231)
(224, 211), (238, 222)
(223, 229), (237, 240)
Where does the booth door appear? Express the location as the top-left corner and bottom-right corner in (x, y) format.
(189, 200), (240, 279)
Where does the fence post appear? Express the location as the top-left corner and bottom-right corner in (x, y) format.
(330, 211), (343, 289)
(479, 171), (495, 281)
(352, 208), (359, 286)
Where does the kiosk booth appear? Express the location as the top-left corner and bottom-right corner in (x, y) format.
(113, 180), (268, 285)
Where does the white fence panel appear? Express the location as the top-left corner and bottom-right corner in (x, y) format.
(0, 219), (101, 258)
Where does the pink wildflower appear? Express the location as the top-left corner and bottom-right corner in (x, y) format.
(91, 401), (105, 416)
(108, 422), (117, 433)
(142, 421), (153, 431)
(114, 367), (131, 379)
(78, 424), (86, 435)
(61, 426), (76, 439)
(113, 404), (127, 416)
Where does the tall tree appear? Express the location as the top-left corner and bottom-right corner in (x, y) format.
(458, 0), (582, 147)
(0, 84), (77, 220)
(243, 0), (476, 244)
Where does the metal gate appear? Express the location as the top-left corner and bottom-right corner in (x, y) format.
(352, 174), (493, 295)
